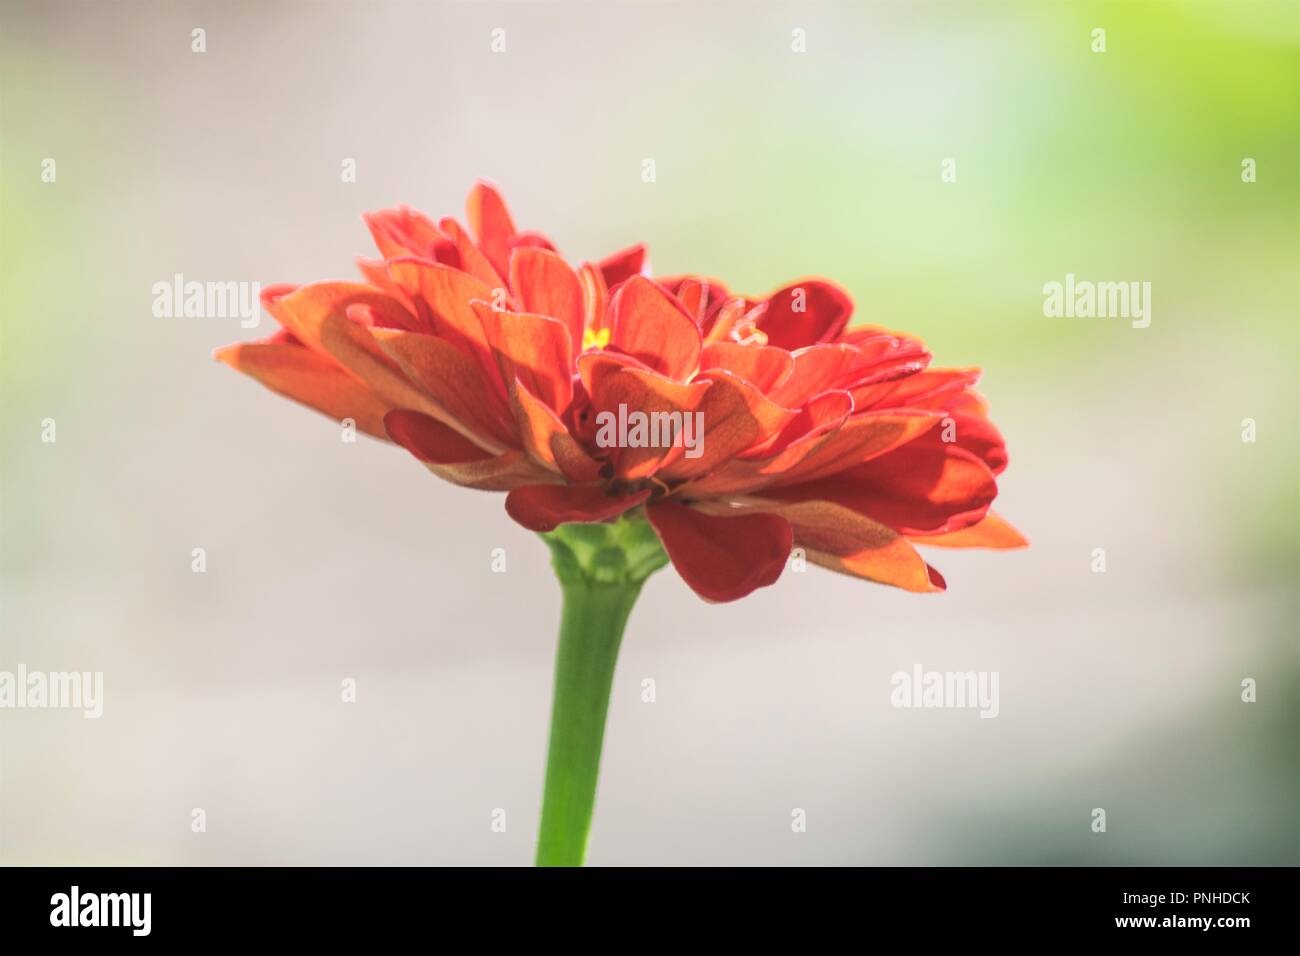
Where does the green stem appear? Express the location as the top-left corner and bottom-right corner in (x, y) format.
(535, 513), (667, 867)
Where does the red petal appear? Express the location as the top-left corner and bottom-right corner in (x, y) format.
(772, 438), (997, 535)
(386, 410), (551, 491)
(755, 279), (853, 351)
(505, 484), (651, 532)
(384, 408), (494, 463)
(646, 501), (791, 602)
(597, 243), (649, 288)
(700, 498), (944, 593)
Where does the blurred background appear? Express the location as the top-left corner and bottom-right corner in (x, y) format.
(1, 0), (1296, 865)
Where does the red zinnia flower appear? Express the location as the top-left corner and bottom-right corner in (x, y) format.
(217, 180), (1024, 602)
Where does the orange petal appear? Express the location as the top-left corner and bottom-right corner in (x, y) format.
(767, 344), (860, 408)
(764, 410), (943, 485)
(699, 342), (794, 393)
(466, 179), (517, 279)
(473, 302), (574, 414)
(509, 246), (585, 358)
(215, 341), (390, 438)
(658, 371), (798, 481)
(385, 259), (508, 399)
(584, 363), (710, 479)
(505, 484), (651, 532)
(704, 498), (944, 593)
(853, 366), (980, 411)
(263, 282), (412, 349)
(363, 206), (449, 261)
(752, 388), (854, 457)
(912, 511), (1028, 549)
(610, 275), (701, 380)
(385, 258), (496, 356)
(646, 501), (791, 602)
(510, 379), (604, 483)
(370, 328), (517, 451)
(437, 216), (506, 288)
(311, 309), (451, 425)
(678, 410), (940, 498)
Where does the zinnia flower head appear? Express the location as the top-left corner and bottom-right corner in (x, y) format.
(217, 180), (1025, 601)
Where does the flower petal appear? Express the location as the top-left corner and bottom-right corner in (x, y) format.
(755, 279), (853, 351)
(646, 500), (791, 602)
(704, 498), (944, 593)
(912, 511), (1027, 549)
(583, 362), (710, 479)
(853, 366), (980, 411)
(384, 408), (494, 463)
(370, 328), (517, 451)
(755, 388), (854, 457)
(385, 259), (509, 400)
(610, 275), (702, 380)
(509, 246), (585, 359)
(505, 484), (651, 532)
(658, 371), (798, 481)
(761, 410), (942, 483)
(385, 410), (552, 491)
(767, 344), (861, 407)
(215, 340), (390, 438)
(363, 206), (449, 261)
(263, 282), (411, 349)
(473, 302), (574, 413)
(597, 243), (649, 288)
(466, 178), (517, 279)
(509, 379), (604, 482)
(437, 216), (506, 288)
(699, 342), (794, 393)
(770, 438), (997, 535)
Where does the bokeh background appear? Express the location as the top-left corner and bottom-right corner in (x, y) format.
(2, 0), (1296, 865)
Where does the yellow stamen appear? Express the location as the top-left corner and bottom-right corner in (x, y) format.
(582, 327), (611, 350)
